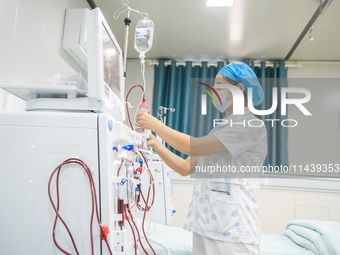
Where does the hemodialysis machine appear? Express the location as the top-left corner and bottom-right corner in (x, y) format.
(0, 8), (172, 255)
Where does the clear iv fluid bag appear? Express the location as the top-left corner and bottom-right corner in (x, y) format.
(134, 18), (154, 55)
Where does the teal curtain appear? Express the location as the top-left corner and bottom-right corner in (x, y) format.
(152, 60), (225, 158)
(152, 60), (288, 167)
(252, 61), (289, 167)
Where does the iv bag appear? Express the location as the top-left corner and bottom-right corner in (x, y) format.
(134, 17), (154, 55)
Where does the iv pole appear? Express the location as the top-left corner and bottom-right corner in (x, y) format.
(114, 0), (149, 87)
(158, 106), (175, 146)
(122, 9), (131, 83)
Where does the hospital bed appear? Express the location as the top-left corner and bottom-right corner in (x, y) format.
(138, 219), (340, 255)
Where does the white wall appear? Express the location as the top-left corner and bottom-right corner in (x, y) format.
(0, 0), (89, 111)
(288, 64), (340, 79)
(287, 64), (340, 170)
(259, 65), (340, 234)
(259, 186), (340, 234)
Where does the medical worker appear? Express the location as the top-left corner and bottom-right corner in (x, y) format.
(136, 62), (267, 255)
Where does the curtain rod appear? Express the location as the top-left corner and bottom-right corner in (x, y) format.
(127, 59), (340, 68)
(148, 60), (296, 68)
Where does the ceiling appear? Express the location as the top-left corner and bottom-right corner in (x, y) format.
(95, 0), (340, 61)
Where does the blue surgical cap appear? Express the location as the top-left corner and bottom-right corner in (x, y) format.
(217, 62), (264, 106)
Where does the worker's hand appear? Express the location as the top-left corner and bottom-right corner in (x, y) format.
(135, 112), (158, 130)
(146, 133), (159, 148)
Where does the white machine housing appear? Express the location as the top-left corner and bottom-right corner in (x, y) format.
(0, 7), (173, 255)
(0, 111), (141, 254)
(1, 8), (125, 122)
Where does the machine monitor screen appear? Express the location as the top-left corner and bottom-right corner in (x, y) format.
(102, 24), (121, 99)
(86, 8), (125, 121)
(63, 8), (125, 121)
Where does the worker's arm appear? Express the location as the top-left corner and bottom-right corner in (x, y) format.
(190, 135), (228, 156)
(136, 113), (190, 155)
(136, 113), (228, 156)
(147, 134), (198, 176)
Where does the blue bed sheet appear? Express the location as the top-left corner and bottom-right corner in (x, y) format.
(138, 220), (192, 255)
(137, 220), (340, 255)
(282, 220), (340, 255)
(260, 234), (314, 255)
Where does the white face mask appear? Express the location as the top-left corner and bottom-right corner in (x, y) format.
(212, 89), (232, 113)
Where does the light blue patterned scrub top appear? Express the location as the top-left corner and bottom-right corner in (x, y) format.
(184, 107), (268, 245)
